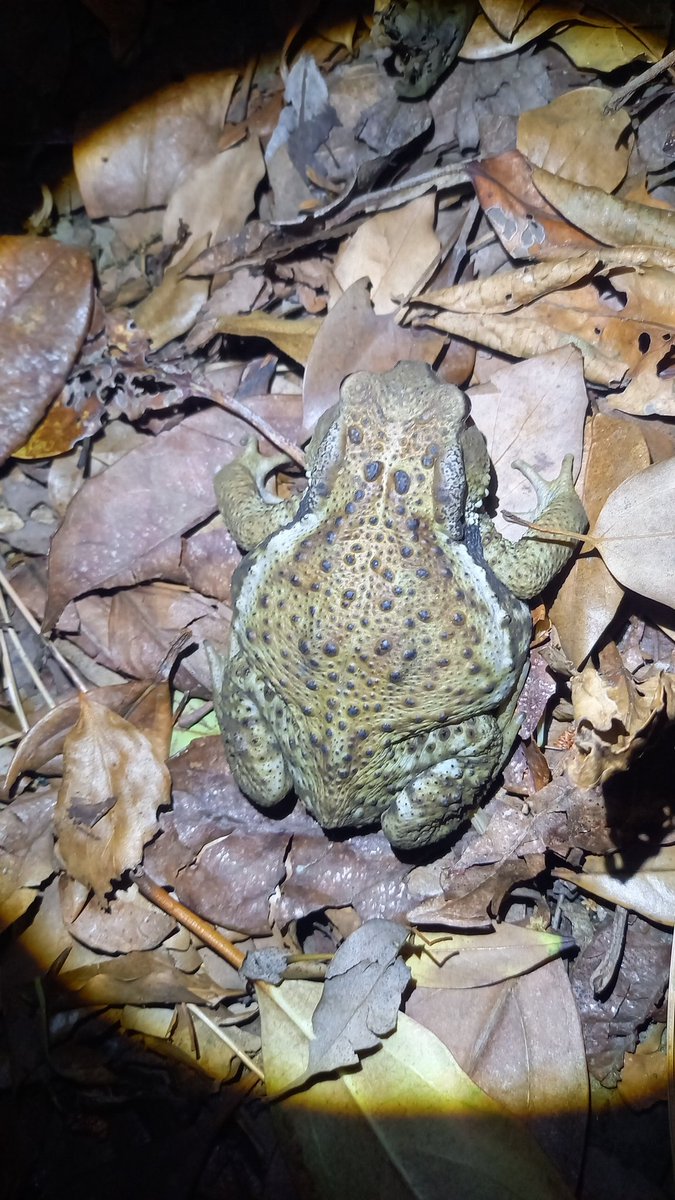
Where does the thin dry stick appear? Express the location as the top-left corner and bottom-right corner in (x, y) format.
(0, 625), (29, 732)
(0, 588), (55, 709)
(186, 1004), (265, 1082)
(134, 869), (247, 970)
(0, 568), (88, 693)
(605, 48), (675, 112)
(196, 380), (307, 470)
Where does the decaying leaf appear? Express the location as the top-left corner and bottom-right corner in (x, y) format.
(290, 918), (409, 1087)
(59, 948), (226, 1007)
(55, 695), (170, 897)
(259, 979), (575, 1199)
(592, 457), (675, 607)
(569, 649), (675, 788)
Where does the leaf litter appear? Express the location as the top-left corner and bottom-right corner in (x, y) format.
(1, 4), (675, 1198)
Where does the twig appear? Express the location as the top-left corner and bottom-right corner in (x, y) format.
(186, 1004), (265, 1082)
(134, 868), (247, 970)
(605, 48), (675, 112)
(0, 624), (29, 732)
(195, 379), (307, 470)
(0, 588), (55, 710)
(0, 567), (87, 693)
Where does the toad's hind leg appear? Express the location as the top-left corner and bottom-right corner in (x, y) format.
(381, 715), (505, 850)
(206, 644), (292, 806)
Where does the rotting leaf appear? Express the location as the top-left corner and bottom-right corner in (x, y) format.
(592, 457), (675, 607)
(55, 695), (170, 897)
(408, 924), (569, 989)
(0, 237), (93, 464)
(288, 918), (410, 1089)
(58, 948), (226, 1007)
(532, 167), (675, 251)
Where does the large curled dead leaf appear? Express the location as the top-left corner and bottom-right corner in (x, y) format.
(591, 458), (675, 607)
(258, 979), (574, 1199)
(0, 237), (93, 463)
(55, 695), (171, 897)
(73, 71), (239, 219)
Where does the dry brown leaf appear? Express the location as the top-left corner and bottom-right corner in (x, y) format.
(555, 846), (675, 927)
(408, 924), (567, 989)
(302, 279), (468, 432)
(462, 3), (616, 59)
(550, 414), (651, 665)
(551, 21), (665, 71)
(532, 167), (675, 251)
(421, 252), (601, 314)
(468, 346), (587, 538)
(0, 793), (57, 929)
(5, 680), (163, 791)
(59, 874), (176, 954)
(74, 71), (238, 218)
(479, 0), (540, 39)
(55, 695), (170, 897)
(45, 402), (303, 629)
(60, 948), (225, 1007)
(517, 88), (631, 190)
(593, 456), (675, 606)
(332, 195), (440, 315)
(463, 3), (665, 69)
(162, 136), (266, 265)
(0, 237), (93, 464)
(569, 651), (675, 788)
(406, 958), (588, 1190)
(206, 311), (322, 366)
(133, 237), (210, 350)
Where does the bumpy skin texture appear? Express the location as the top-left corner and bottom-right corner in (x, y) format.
(210, 362), (587, 850)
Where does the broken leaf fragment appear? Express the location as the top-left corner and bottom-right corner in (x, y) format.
(55, 695), (170, 897)
(281, 918), (410, 1090)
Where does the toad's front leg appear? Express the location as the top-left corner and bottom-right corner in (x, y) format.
(477, 455), (587, 599)
(207, 643), (292, 806)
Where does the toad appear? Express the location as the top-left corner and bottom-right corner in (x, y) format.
(209, 362), (587, 849)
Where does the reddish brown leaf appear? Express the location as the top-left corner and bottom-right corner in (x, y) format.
(0, 237), (93, 463)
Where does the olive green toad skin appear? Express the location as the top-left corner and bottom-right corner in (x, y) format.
(209, 362), (587, 849)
